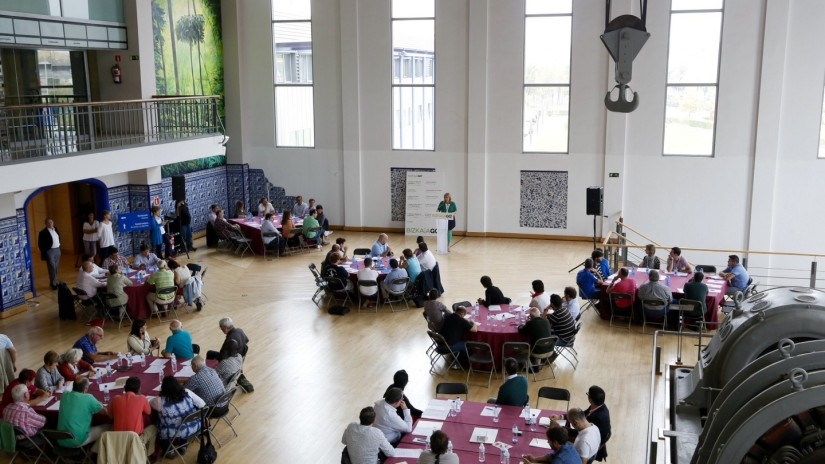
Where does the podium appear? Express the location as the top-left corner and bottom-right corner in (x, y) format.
(428, 212), (454, 255)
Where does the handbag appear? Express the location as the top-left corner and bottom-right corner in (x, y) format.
(197, 426), (218, 464)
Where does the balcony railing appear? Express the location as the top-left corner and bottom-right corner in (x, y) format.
(0, 96), (224, 164)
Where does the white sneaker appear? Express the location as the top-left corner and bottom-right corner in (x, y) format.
(324, 231), (333, 237)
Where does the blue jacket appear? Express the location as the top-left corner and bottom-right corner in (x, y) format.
(149, 215), (164, 245)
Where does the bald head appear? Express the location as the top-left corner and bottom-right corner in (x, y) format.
(82, 261), (94, 273)
(529, 307), (541, 318)
(378, 233), (388, 244)
(169, 320), (182, 332)
(191, 356), (205, 372)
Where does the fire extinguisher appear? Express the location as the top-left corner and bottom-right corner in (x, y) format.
(111, 64), (122, 84)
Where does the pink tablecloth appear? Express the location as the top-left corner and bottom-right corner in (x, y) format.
(386, 401), (565, 463)
(598, 270), (728, 323)
(467, 304), (530, 368)
(229, 217), (303, 255)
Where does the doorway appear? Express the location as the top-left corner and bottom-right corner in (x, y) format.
(25, 180), (108, 296)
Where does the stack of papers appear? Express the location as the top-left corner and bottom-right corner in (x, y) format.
(421, 399), (451, 420)
(539, 417), (566, 428)
(470, 427), (498, 443)
(520, 408), (542, 421)
(393, 448), (422, 459)
(488, 305), (502, 312)
(412, 420), (443, 437)
(143, 365), (165, 374)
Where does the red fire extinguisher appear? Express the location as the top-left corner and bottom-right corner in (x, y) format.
(111, 64), (122, 84)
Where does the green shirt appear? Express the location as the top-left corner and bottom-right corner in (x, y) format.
(302, 216), (320, 239)
(57, 390), (103, 447)
(147, 269), (175, 301)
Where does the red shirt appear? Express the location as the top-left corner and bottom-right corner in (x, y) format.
(610, 278), (637, 308)
(110, 392), (151, 435)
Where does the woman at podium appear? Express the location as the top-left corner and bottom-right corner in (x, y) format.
(436, 192), (457, 245)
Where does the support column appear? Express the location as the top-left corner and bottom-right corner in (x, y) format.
(466, 0), (489, 233)
(340, 0), (363, 228)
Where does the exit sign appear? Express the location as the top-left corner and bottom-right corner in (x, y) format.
(609, 173), (620, 178)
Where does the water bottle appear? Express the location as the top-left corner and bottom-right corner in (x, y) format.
(450, 400), (457, 417)
(530, 413), (538, 432)
(478, 443), (485, 462)
(424, 434), (430, 451)
(456, 396), (462, 414)
(447, 440), (453, 454)
(171, 357), (177, 372)
(631, 267), (636, 277)
(158, 371), (163, 384)
(126, 353), (132, 368)
(524, 405), (531, 425)
(102, 384), (110, 403)
(141, 354), (146, 367)
(500, 448), (510, 464)
(106, 364), (112, 379)
(511, 423), (519, 445)
(666, 275), (671, 287)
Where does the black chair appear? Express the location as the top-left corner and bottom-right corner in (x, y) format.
(352, 248), (371, 257)
(101, 292), (132, 329)
(383, 277), (411, 312)
(608, 293), (633, 329)
(555, 323), (581, 370)
(465, 341), (497, 388)
(71, 287), (99, 322)
(529, 336), (558, 381)
(8, 423), (50, 464)
(41, 428), (93, 464)
(452, 301), (471, 312)
(501, 342), (531, 379)
(536, 386), (571, 412)
(435, 382), (469, 400)
(357, 280), (380, 312)
(326, 277), (353, 308)
(163, 408), (205, 462)
(694, 265), (716, 274)
(426, 330), (464, 376)
(152, 286), (179, 324)
(641, 298), (668, 334)
(206, 387), (240, 447)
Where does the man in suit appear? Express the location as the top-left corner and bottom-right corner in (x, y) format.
(494, 357), (528, 406)
(38, 218), (61, 289)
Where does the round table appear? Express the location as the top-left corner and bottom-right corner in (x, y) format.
(467, 304), (530, 368)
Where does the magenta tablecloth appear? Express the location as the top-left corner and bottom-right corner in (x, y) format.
(598, 270), (728, 323)
(229, 217), (304, 255)
(466, 304), (530, 368)
(386, 401), (564, 463)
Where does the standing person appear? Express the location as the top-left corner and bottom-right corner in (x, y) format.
(149, 206), (171, 259)
(81, 212), (100, 259)
(436, 192), (457, 246)
(176, 198), (196, 252)
(0, 334), (17, 391)
(97, 210), (116, 262)
(38, 218), (62, 289)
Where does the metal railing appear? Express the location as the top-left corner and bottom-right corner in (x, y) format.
(0, 96), (223, 164)
(603, 216), (825, 288)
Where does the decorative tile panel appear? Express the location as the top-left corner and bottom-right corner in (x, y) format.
(519, 170), (568, 229)
(391, 167), (436, 222)
(0, 216), (26, 311)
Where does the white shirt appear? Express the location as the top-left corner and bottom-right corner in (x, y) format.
(258, 203), (275, 216)
(357, 268), (380, 296)
(292, 202), (309, 217)
(208, 212), (217, 225)
(574, 424), (602, 460)
(529, 293), (551, 311)
(76, 270), (106, 298)
(82, 221), (100, 241)
(0, 335), (13, 349)
(261, 220), (281, 245)
(174, 267), (192, 287)
(79, 263), (107, 279)
(48, 228), (60, 248)
(564, 298), (581, 320)
(418, 250), (436, 271)
(373, 399), (412, 444)
(341, 423), (395, 464)
(98, 221), (114, 247)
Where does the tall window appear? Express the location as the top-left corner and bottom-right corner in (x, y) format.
(523, 0), (572, 154)
(272, 0), (314, 147)
(663, 0), (723, 156)
(392, 0), (434, 151)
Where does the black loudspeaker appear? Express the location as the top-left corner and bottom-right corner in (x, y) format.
(586, 187), (603, 216)
(172, 175), (186, 202)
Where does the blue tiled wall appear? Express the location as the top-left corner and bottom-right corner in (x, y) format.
(0, 216), (28, 311)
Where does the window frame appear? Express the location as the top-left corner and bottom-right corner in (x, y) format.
(272, 2), (316, 149)
(817, 84), (825, 159)
(662, 3), (725, 157)
(391, 5), (436, 152)
(522, 6), (573, 155)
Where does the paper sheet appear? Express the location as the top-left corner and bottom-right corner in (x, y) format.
(47, 400), (61, 411)
(98, 382), (123, 391)
(480, 405), (498, 417)
(412, 420), (443, 437)
(173, 366), (195, 377)
(519, 409), (542, 420)
(143, 365), (165, 374)
(488, 305), (501, 312)
(421, 399), (451, 420)
(393, 448), (421, 459)
(529, 438), (553, 449)
(150, 358), (169, 366)
(469, 427), (498, 443)
(153, 384), (162, 392)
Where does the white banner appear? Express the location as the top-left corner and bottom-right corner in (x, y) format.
(405, 171), (443, 236)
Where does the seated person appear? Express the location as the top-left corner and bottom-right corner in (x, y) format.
(213, 209), (241, 238)
(336, 237), (348, 259)
(280, 211), (301, 246)
(562, 287), (581, 320)
(381, 258), (409, 295)
(106, 265), (132, 311)
(576, 259), (603, 300)
(324, 252), (354, 292)
(518, 307), (553, 358)
(261, 212), (287, 256)
(400, 248), (422, 284)
(373, 387), (412, 446)
(0, 370), (49, 413)
(494, 358), (529, 407)
(371, 233), (393, 258)
(547, 294), (577, 347)
(132, 244), (161, 270)
(384, 369), (422, 420)
(151, 376), (204, 455)
(234, 200), (246, 219)
(110, 377), (156, 456)
(414, 236), (426, 257)
(522, 426), (580, 464)
(315, 204), (332, 237)
(418, 430), (459, 464)
(566, 385), (612, 462)
(35, 350), (64, 393)
(322, 244), (342, 275)
(162, 320), (195, 361)
(529, 280), (550, 311)
(127, 320), (160, 356)
(357, 257), (380, 308)
(592, 249), (611, 279)
(102, 247), (130, 269)
(551, 408), (601, 463)
(76, 261), (106, 305)
(423, 290), (451, 332)
(637, 270), (673, 305)
(168, 259), (191, 288)
(417, 242), (436, 271)
(292, 195), (309, 218)
(477, 275), (510, 306)
(439, 306), (478, 368)
(73, 327), (117, 364)
(184, 356), (227, 416)
(57, 378), (109, 452)
(684, 271), (709, 313)
(258, 198), (275, 216)
(341, 406), (395, 463)
(301, 209), (321, 243)
(145, 260), (176, 313)
(639, 244), (661, 269)
(720, 254), (750, 293)
(667, 246), (693, 274)
(606, 267), (637, 309)
(2, 384), (47, 440)
(57, 349), (96, 382)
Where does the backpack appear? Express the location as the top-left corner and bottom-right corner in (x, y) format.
(328, 306), (350, 316)
(57, 283), (77, 320)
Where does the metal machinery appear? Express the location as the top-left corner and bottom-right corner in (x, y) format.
(666, 287), (825, 464)
(601, 0), (650, 113)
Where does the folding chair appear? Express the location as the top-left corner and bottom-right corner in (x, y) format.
(352, 248), (371, 258)
(100, 292), (132, 330)
(326, 277), (353, 308)
(97, 431), (146, 464)
(555, 323), (580, 370)
(357, 280), (380, 312)
(501, 342), (532, 380)
(383, 277), (411, 312)
(641, 298), (668, 334)
(152, 286), (179, 324)
(452, 301), (471, 312)
(40, 429), (93, 464)
(577, 286), (599, 319)
(529, 336), (558, 381)
(535, 386), (570, 412)
(309, 264), (326, 303)
(206, 387), (240, 447)
(229, 229), (255, 257)
(298, 227), (323, 252)
(72, 287), (99, 323)
(163, 408), (204, 463)
(8, 424), (51, 464)
(199, 267), (209, 302)
(465, 341), (497, 388)
(435, 382), (469, 400)
(426, 330), (464, 376)
(608, 293), (633, 329)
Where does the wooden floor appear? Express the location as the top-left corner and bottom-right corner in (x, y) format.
(0, 233), (696, 463)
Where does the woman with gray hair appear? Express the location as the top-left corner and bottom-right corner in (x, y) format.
(57, 348), (96, 382)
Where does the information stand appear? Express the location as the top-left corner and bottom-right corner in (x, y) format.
(429, 212), (454, 254)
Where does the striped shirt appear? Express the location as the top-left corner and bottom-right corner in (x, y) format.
(2, 402), (46, 437)
(547, 305), (577, 344)
(185, 367), (226, 408)
(216, 355), (243, 386)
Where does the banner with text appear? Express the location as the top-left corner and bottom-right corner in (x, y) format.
(405, 171), (444, 236)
